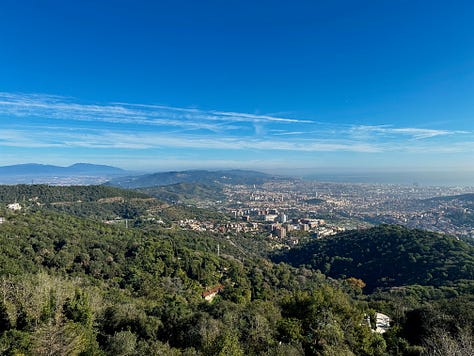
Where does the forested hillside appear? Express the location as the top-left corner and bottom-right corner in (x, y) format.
(0, 209), (387, 355)
(274, 225), (474, 292)
(0, 184), (148, 204)
(107, 169), (284, 189)
(139, 183), (226, 205)
(0, 184), (226, 225)
(0, 187), (473, 355)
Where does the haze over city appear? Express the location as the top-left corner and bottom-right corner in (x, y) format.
(1, 1), (473, 185)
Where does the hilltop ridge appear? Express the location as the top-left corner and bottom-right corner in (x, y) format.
(106, 169), (287, 188)
(273, 224), (474, 292)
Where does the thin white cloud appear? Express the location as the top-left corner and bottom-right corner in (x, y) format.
(210, 110), (310, 123)
(0, 92), (472, 156)
(272, 131), (307, 136)
(114, 102), (311, 123)
(0, 92), (311, 131)
(0, 127), (381, 152)
(352, 125), (468, 139)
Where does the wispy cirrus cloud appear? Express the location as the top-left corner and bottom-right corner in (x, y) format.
(0, 92), (471, 157)
(0, 92), (309, 132)
(350, 125), (468, 139)
(0, 127), (381, 152)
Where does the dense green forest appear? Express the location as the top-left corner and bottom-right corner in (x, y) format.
(273, 225), (474, 292)
(138, 183), (226, 205)
(0, 184), (149, 204)
(0, 184), (227, 225)
(0, 210), (387, 355)
(0, 186), (473, 355)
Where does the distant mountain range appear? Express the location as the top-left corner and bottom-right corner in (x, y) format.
(106, 169), (285, 188)
(0, 165), (286, 187)
(0, 163), (128, 184)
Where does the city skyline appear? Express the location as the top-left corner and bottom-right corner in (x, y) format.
(1, 1), (473, 178)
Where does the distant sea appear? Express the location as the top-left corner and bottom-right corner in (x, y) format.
(303, 171), (474, 187)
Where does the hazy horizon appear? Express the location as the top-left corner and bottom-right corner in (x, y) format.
(1, 161), (473, 188)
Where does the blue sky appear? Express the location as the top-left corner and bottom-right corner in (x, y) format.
(0, 0), (473, 175)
